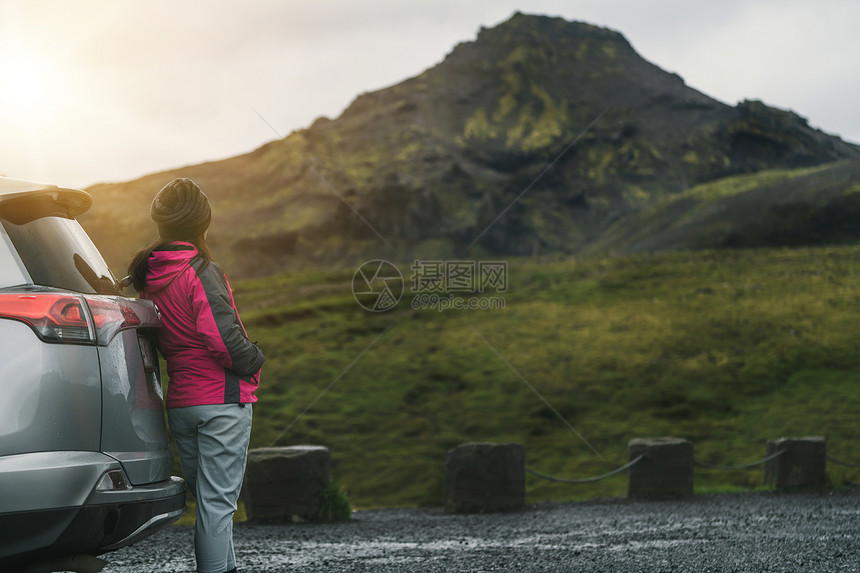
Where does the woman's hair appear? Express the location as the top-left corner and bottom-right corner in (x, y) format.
(127, 236), (213, 293)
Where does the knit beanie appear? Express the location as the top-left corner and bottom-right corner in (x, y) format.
(150, 178), (211, 240)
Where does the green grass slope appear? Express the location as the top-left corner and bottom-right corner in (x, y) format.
(586, 159), (860, 255)
(224, 245), (860, 508)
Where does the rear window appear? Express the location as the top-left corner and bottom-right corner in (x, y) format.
(0, 229), (29, 288)
(0, 198), (119, 295)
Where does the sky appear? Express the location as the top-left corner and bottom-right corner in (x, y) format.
(2, 0), (859, 189)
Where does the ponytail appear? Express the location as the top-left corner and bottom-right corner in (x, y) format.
(127, 236), (213, 293)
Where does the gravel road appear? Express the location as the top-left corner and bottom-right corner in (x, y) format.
(102, 489), (860, 572)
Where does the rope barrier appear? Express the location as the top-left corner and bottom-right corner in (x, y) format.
(525, 446), (860, 486)
(526, 454), (646, 484)
(827, 455), (860, 468)
(693, 449), (786, 470)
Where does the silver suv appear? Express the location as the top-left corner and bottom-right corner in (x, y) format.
(0, 177), (185, 565)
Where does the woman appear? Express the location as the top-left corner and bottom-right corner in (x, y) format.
(129, 178), (264, 573)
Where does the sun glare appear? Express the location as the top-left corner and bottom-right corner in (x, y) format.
(0, 46), (59, 117)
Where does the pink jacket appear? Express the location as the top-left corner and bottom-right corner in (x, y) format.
(142, 242), (263, 408)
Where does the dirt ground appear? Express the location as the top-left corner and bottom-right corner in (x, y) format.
(103, 489), (860, 572)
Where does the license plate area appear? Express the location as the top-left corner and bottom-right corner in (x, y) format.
(138, 336), (158, 373)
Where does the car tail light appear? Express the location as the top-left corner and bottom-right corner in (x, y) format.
(0, 293), (94, 343)
(86, 296), (142, 345)
(0, 293), (144, 345)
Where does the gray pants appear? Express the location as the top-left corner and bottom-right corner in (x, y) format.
(168, 404), (253, 573)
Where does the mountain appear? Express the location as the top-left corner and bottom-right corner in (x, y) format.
(80, 12), (860, 276)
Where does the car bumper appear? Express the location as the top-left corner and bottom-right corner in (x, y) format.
(0, 451), (185, 563)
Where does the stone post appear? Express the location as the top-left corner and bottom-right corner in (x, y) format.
(445, 442), (525, 513)
(627, 437), (694, 499)
(242, 445), (330, 521)
(764, 436), (826, 489)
